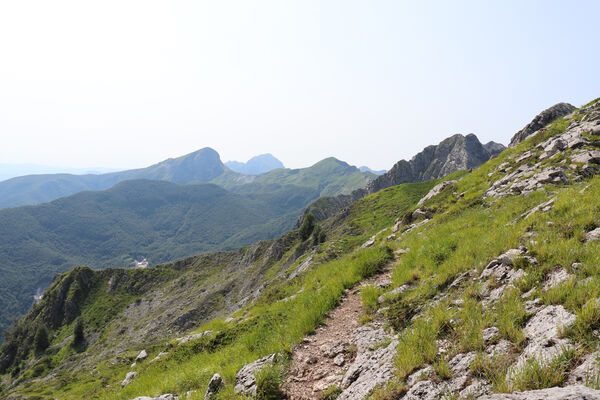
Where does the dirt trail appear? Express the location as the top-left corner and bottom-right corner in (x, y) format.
(282, 262), (394, 400)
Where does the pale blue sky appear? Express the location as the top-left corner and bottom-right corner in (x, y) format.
(0, 0), (598, 170)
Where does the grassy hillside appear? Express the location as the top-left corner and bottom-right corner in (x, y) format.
(3, 98), (599, 399)
(0, 179), (319, 341)
(215, 157), (374, 197)
(0, 155), (374, 340)
(0, 175), (437, 399)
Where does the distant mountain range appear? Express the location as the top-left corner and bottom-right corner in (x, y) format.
(225, 153), (284, 175)
(0, 135), (503, 338)
(0, 151), (374, 336)
(359, 166), (386, 175)
(0, 149), (374, 209)
(0, 163), (122, 182)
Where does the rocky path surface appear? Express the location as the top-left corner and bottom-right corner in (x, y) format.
(282, 262), (396, 400)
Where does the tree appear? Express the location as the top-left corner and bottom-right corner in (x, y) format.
(312, 225), (326, 246)
(299, 213), (315, 241)
(33, 324), (49, 355)
(73, 318), (84, 346)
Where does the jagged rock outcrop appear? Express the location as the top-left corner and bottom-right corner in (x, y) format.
(305, 134), (505, 222)
(366, 134), (502, 194)
(486, 101), (600, 198)
(509, 103), (576, 147)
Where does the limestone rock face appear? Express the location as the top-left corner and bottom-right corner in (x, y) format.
(367, 134), (502, 195)
(305, 134), (504, 222)
(478, 385), (600, 399)
(509, 102), (576, 147)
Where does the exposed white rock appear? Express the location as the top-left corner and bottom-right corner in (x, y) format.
(136, 349), (148, 362)
(524, 305), (576, 342)
(338, 325), (397, 400)
(478, 385), (600, 399)
(571, 150), (600, 164)
(360, 237), (376, 249)
(513, 198), (555, 223)
(378, 284), (409, 304)
(122, 371), (138, 387)
(234, 354), (278, 396)
(525, 298), (543, 314)
(511, 305), (576, 377)
(460, 378), (490, 398)
(377, 279), (392, 289)
(130, 395), (176, 400)
(543, 268), (574, 291)
(333, 353), (345, 366)
(568, 351), (600, 385)
(449, 352), (476, 377)
(150, 351), (169, 362)
(487, 339), (511, 356)
(288, 253), (314, 280)
(406, 366), (433, 387)
(418, 180), (458, 205)
(175, 330), (213, 345)
(482, 327), (500, 344)
(403, 379), (440, 400)
(586, 228), (600, 242)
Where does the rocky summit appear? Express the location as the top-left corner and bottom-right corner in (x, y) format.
(3, 97), (600, 400)
(305, 133), (505, 222)
(509, 103), (577, 147)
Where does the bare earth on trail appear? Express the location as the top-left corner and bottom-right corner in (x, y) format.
(282, 264), (394, 399)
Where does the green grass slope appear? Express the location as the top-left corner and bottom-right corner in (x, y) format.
(0, 155), (374, 340)
(0, 175), (437, 399)
(4, 98), (599, 399)
(0, 179), (319, 341)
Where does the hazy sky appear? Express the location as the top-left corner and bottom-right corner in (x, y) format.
(1, 1), (598, 170)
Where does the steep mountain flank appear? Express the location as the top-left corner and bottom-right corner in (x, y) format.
(509, 102), (576, 147)
(0, 179), (320, 341)
(305, 133), (504, 221)
(0, 177), (438, 399)
(3, 98), (600, 400)
(0, 154), (374, 338)
(225, 154), (285, 175)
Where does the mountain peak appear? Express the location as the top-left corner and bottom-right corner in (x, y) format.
(509, 102), (576, 147)
(225, 153), (284, 175)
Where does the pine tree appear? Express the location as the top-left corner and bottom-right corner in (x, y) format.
(33, 324), (49, 355)
(299, 213), (315, 241)
(73, 318), (84, 346)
